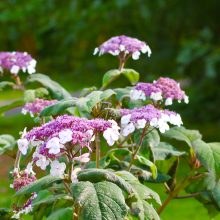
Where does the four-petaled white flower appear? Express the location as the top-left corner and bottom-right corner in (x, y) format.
(50, 160), (66, 178)
(121, 123), (135, 136)
(103, 120), (120, 146)
(132, 51), (141, 60)
(10, 65), (20, 75)
(150, 92), (163, 101)
(165, 98), (173, 106)
(17, 138), (29, 155)
(59, 129), (73, 144)
(136, 119), (146, 129)
(141, 45), (152, 57)
(74, 153), (90, 163)
(121, 114), (131, 126)
(150, 118), (158, 127)
(46, 137), (63, 154)
(169, 114), (183, 127)
(157, 119), (169, 133)
(25, 162), (35, 175)
(71, 167), (81, 183)
(184, 95), (189, 104)
(35, 154), (50, 170)
(130, 89), (146, 101)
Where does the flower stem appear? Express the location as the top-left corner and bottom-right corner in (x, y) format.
(157, 170), (194, 215)
(14, 151), (21, 170)
(95, 133), (100, 168)
(127, 126), (147, 171)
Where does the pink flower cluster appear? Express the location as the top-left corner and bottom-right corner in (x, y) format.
(120, 104), (182, 135)
(21, 98), (57, 117)
(130, 77), (189, 105)
(0, 51), (36, 75)
(17, 115), (120, 177)
(93, 35), (151, 60)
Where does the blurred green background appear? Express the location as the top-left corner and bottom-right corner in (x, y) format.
(0, 0), (220, 219)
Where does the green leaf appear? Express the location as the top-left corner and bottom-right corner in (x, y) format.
(0, 208), (12, 220)
(26, 73), (72, 100)
(114, 87), (132, 101)
(121, 69), (139, 85)
(152, 142), (185, 161)
(0, 99), (24, 115)
(0, 81), (15, 91)
(136, 155), (157, 179)
(40, 98), (77, 116)
(192, 141), (220, 176)
(15, 175), (62, 197)
(162, 126), (202, 147)
(77, 168), (133, 195)
(0, 134), (16, 155)
(47, 207), (73, 220)
(71, 181), (127, 220)
(24, 90), (36, 102)
(102, 69), (121, 88)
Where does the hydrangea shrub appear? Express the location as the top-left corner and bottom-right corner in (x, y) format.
(0, 35), (220, 220)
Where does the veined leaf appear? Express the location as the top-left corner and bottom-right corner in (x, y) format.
(102, 69), (121, 88)
(47, 207), (73, 220)
(26, 73), (72, 100)
(121, 69), (139, 85)
(0, 134), (16, 155)
(71, 181), (127, 220)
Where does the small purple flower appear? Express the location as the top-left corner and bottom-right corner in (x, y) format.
(93, 35), (151, 61)
(131, 77), (189, 105)
(21, 98), (57, 117)
(0, 51), (36, 75)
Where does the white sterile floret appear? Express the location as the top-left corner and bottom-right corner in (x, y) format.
(119, 44), (125, 51)
(21, 108), (27, 115)
(121, 123), (135, 136)
(71, 167), (81, 183)
(184, 95), (189, 104)
(46, 137), (63, 154)
(121, 114), (131, 126)
(141, 45), (152, 57)
(74, 153), (90, 163)
(10, 65), (20, 75)
(103, 120), (120, 146)
(150, 92), (163, 101)
(161, 113), (170, 122)
(35, 154), (50, 170)
(165, 98), (173, 106)
(86, 129), (95, 142)
(50, 160), (66, 178)
(130, 89), (146, 101)
(25, 162), (35, 175)
(109, 50), (120, 56)
(150, 117), (158, 127)
(158, 118), (169, 133)
(93, 47), (99, 55)
(136, 119), (146, 129)
(17, 138), (29, 155)
(169, 114), (183, 127)
(132, 51), (141, 60)
(59, 129), (73, 144)
(27, 59), (37, 74)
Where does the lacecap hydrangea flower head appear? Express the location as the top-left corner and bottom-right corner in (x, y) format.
(0, 51), (36, 75)
(120, 104), (183, 135)
(130, 77), (189, 105)
(93, 35), (151, 69)
(17, 115), (120, 180)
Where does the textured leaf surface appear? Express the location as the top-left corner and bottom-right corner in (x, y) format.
(71, 181), (127, 220)
(47, 207), (73, 220)
(27, 73), (72, 100)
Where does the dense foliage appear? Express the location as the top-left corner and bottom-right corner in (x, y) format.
(0, 0), (220, 140)
(0, 35), (220, 219)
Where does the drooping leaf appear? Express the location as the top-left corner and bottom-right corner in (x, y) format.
(121, 69), (139, 85)
(162, 126), (202, 147)
(47, 207), (73, 220)
(0, 134), (16, 155)
(152, 142), (185, 161)
(0, 81), (15, 91)
(71, 181), (127, 220)
(26, 73), (72, 100)
(114, 87), (132, 101)
(77, 168), (133, 195)
(15, 175), (62, 197)
(40, 98), (77, 116)
(102, 69), (121, 88)
(136, 155), (157, 179)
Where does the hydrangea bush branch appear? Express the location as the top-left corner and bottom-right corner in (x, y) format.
(0, 35), (220, 220)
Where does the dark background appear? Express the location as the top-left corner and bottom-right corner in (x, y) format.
(1, 0), (220, 139)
